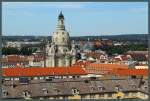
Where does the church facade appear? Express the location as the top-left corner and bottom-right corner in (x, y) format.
(46, 12), (77, 67)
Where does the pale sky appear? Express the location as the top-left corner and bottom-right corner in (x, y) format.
(2, 2), (148, 36)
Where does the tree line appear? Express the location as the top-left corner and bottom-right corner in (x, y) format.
(2, 47), (37, 55)
(96, 44), (147, 56)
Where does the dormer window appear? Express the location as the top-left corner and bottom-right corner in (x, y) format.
(144, 86), (147, 90)
(84, 80), (89, 83)
(98, 86), (105, 91)
(130, 84), (136, 89)
(42, 88), (48, 95)
(22, 90), (31, 98)
(54, 88), (60, 94)
(91, 86), (96, 91)
(72, 88), (79, 95)
(115, 86), (119, 91)
(2, 90), (8, 97)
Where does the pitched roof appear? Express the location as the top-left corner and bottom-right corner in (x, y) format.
(87, 63), (128, 70)
(84, 63), (129, 75)
(111, 69), (148, 76)
(32, 54), (44, 62)
(129, 54), (147, 61)
(127, 51), (148, 55)
(85, 52), (107, 60)
(73, 60), (91, 67)
(2, 77), (147, 98)
(2, 66), (87, 77)
(2, 55), (28, 63)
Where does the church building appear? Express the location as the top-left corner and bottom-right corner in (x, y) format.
(46, 12), (77, 67)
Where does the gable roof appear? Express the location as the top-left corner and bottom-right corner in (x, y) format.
(87, 63), (128, 70)
(111, 69), (148, 76)
(2, 66), (87, 77)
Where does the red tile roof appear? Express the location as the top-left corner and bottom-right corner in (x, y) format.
(84, 63), (129, 75)
(73, 60), (91, 67)
(87, 63), (128, 70)
(32, 55), (44, 62)
(2, 55), (28, 63)
(114, 58), (122, 62)
(113, 55), (130, 62)
(120, 55), (129, 61)
(85, 63), (148, 76)
(110, 69), (148, 76)
(2, 66), (87, 77)
(85, 52), (107, 60)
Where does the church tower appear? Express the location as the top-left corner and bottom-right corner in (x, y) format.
(46, 12), (77, 67)
(52, 11), (70, 53)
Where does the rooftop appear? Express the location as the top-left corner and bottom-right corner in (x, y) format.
(2, 77), (148, 99)
(2, 66), (87, 77)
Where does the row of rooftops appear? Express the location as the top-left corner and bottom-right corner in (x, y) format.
(2, 66), (87, 77)
(2, 77), (148, 98)
(2, 65), (148, 77)
(1, 50), (148, 63)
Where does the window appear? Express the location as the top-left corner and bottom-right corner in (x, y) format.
(81, 95), (86, 99)
(72, 88), (79, 95)
(125, 93), (129, 97)
(22, 91), (31, 98)
(108, 93), (112, 97)
(42, 88), (48, 95)
(72, 76), (76, 79)
(99, 94), (104, 97)
(91, 86), (95, 91)
(98, 86), (104, 91)
(115, 86), (119, 91)
(130, 85), (136, 89)
(144, 86), (147, 90)
(90, 95), (95, 99)
(63, 96), (68, 99)
(54, 96), (60, 99)
(84, 80), (89, 83)
(55, 38), (58, 41)
(2, 90), (8, 97)
(39, 77), (44, 80)
(54, 88), (60, 94)
(62, 38), (65, 42)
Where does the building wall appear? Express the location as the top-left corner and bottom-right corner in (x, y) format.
(135, 66), (148, 69)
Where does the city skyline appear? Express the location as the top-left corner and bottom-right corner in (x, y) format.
(2, 2), (148, 36)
